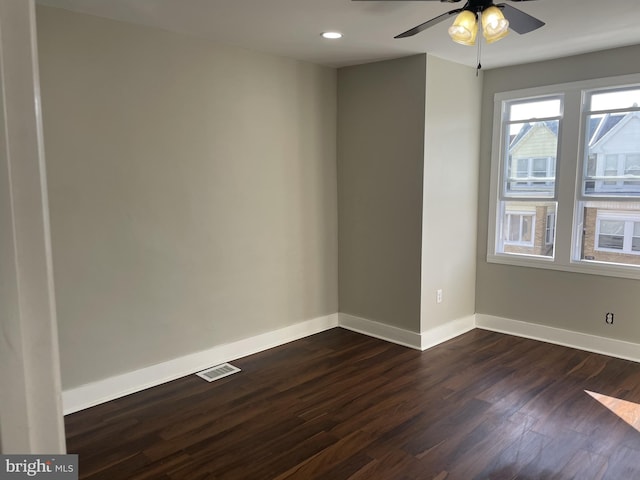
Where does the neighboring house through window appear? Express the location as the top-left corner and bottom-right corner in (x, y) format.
(513, 157), (555, 189)
(493, 96), (561, 259)
(595, 212), (640, 255)
(488, 75), (640, 279)
(587, 111), (640, 193)
(503, 212), (535, 246)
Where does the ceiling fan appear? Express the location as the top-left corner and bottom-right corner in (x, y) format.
(392, 0), (545, 44)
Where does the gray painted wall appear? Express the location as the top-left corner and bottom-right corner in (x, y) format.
(477, 44), (640, 343)
(37, 7), (338, 389)
(338, 55), (426, 332)
(37, 3), (640, 397)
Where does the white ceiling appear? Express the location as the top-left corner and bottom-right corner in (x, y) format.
(36, 0), (640, 70)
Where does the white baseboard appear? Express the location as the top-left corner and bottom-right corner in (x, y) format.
(338, 312), (476, 351)
(476, 314), (640, 364)
(65, 311), (640, 415)
(62, 313), (339, 415)
(420, 315), (476, 351)
(338, 313), (423, 350)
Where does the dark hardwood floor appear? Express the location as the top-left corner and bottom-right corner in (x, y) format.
(65, 328), (640, 479)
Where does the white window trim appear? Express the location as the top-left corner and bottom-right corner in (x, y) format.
(510, 156), (555, 190)
(545, 213), (555, 245)
(594, 211), (640, 255)
(503, 212), (536, 246)
(487, 73), (640, 281)
(593, 153), (640, 191)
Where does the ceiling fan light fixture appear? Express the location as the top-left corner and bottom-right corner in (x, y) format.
(448, 10), (478, 46)
(481, 6), (509, 43)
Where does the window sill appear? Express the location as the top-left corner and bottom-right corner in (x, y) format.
(487, 253), (640, 281)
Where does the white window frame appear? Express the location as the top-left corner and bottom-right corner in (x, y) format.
(594, 211), (640, 255)
(491, 93), (562, 259)
(510, 156), (556, 190)
(487, 73), (640, 280)
(545, 212), (556, 245)
(593, 153), (640, 191)
(503, 211), (536, 246)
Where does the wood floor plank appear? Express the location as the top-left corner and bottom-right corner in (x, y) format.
(559, 449), (609, 480)
(516, 429), (589, 478)
(215, 430), (338, 480)
(272, 429), (376, 480)
(355, 445), (431, 480)
(65, 328), (640, 479)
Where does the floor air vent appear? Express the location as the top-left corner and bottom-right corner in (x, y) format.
(196, 363), (241, 382)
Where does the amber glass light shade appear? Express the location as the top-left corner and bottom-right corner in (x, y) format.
(448, 10), (478, 46)
(482, 6), (509, 43)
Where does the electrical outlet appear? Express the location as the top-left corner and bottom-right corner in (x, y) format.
(436, 289), (443, 304)
(605, 312), (614, 325)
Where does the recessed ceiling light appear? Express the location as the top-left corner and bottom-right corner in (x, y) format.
(321, 32), (343, 39)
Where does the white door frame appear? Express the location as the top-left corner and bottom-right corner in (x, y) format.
(0, 0), (66, 453)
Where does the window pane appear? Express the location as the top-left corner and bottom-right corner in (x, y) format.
(603, 155), (618, 186)
(599, 220), (624, 235)
(545, 213), (556, 245)
(583, 112), (640, 195)
(599, 234), (623, 249)
(623, 154), (640, 187)
(633, 223), (640, 252)
(578, 202), (640, 265)
(505, 214), (520, 242)
(590, 88), (640, 111)
(598, 219), (624, 250)
(509, 99), (561, 122)
(624, 154), (640, 173)
(497, 201), (556, 257)
(503, 213), (533, 244)
(604, 155), (618, 172)
(514, 158), (528, 187)
(521, 216), (532, 243)
(532, 158), (547, 175)
(517, 158), (528, 177)
(505, 121), (558, 197)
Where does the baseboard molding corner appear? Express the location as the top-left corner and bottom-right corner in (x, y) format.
(62, 313), (339, 415)
(338, 313), (422, 350)
(475, 313), (640, 364)
(420, 315), (477, 351)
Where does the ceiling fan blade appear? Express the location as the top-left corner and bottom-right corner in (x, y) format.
(498, 3), (545, 34)
(395, 9), (462, 38)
